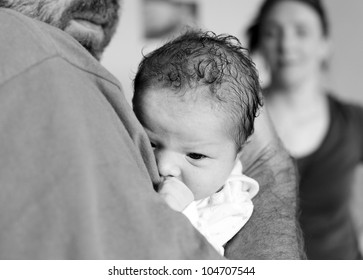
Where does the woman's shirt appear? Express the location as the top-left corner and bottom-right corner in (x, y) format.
(296, 94), (363, 259)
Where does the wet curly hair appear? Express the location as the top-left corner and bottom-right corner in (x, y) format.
(133, 30), (262, 148)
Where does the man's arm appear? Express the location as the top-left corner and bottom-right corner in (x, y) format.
(224, 108), (305, 259)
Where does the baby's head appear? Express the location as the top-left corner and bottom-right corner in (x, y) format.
(133, 31), (262, 199)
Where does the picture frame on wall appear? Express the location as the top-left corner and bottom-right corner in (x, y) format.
(142, 0), (199, 39)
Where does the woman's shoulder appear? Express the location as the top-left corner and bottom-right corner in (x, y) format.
(327, 92), (363, 110)
(327, 93), (363, 126)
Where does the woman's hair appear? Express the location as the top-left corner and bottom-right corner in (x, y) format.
(133, 30), (263, 148)
(247, 0), (329, 52)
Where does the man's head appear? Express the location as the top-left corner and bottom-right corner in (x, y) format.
(1, 0), (120, 59)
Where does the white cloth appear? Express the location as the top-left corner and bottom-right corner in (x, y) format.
(182, 160), (259, 255)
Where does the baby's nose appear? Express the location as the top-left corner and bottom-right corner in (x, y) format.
(156, 151), (181, 178)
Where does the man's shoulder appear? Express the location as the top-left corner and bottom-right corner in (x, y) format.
(0, 9), (59, 83)
(0, 8), (56, 53)
(0, 8), (119, 87)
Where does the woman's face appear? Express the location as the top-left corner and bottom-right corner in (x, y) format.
(259, 1), (329, 88)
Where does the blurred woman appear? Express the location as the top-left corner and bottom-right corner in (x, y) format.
(247, 0), (363, 259)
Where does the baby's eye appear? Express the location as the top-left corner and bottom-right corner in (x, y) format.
(187, 153), (206, 160)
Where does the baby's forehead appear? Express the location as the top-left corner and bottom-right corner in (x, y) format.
(143, 84), (227, 109)
(145, 85), (236, 126)
(154, 86), (234, 126)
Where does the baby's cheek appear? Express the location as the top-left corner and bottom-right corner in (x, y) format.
(186, 172), (223, 200)
(204, 168), (233, 194)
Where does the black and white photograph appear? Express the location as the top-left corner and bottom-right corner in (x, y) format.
(0, 0), (362, 277)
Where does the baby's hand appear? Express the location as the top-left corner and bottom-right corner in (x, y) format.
(158, 177), (194, 212)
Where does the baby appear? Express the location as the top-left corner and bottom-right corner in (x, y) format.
(132, 31), (262, 255)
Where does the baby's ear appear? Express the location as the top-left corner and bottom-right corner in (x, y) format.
(236, 147), (244, 161)
(243, 136), (252, 146)
(236, 135), (252, 160)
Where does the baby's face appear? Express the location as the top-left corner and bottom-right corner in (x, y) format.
(135, 87), (239, 200)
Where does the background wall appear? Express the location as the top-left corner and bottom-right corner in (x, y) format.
(322, 0), (363, 252)
(102, 0), (363, 105)
(101, 0), (363, 251)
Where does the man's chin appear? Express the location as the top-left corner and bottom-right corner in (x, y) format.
(64, 19), (106, 60)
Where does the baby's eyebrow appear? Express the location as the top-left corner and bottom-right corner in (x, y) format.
(182, 141), (220, 150)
